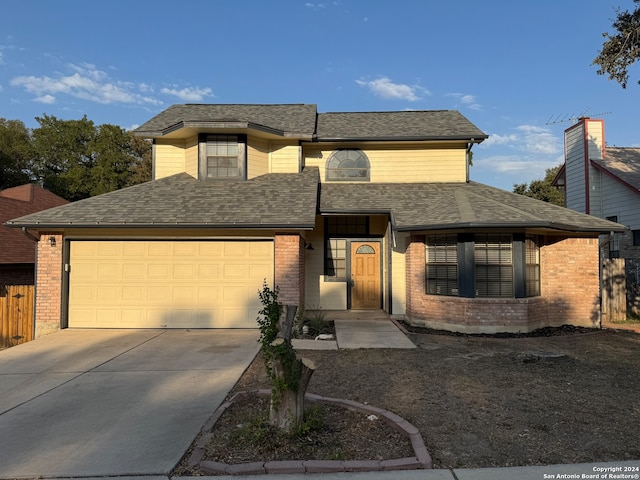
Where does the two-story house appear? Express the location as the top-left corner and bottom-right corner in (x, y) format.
(7, 104), (624, 337)
(554, 117), (640, 315)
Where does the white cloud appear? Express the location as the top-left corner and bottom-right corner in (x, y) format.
(10, 63), (163, 106)
(480, 124), (560, 156)
(481, 133), (519, 147)
(35, 94), (56, 104)
(160, 86), (213, 102)
(355, 76), (426, 101)
(447, 92), (481, 111)
(516, 124), (560, 155)
(478, 154), (555, 174)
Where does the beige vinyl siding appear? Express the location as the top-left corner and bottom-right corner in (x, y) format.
(154, 139), (186, 179)
(271, 143), (301, 173)
(184, 135), (199, 178)
(303, 143), (467, 183)
(391, 233), (408, 315)
(304, 215), (391, 311)
(304, 217), (347, 310)
(248, 136), (269, 178)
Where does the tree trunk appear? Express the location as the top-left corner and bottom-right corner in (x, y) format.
(268, 305), (316, 432)
(269, 356), (316, 431)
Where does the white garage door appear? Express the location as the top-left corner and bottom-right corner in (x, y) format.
(68, 240), (274, 328)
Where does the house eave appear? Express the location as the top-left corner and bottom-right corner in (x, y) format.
(314, 135), (488, 143)
(6, 221), (316, 231)
(135, 120), (314, 140)
(393, 221), (627, 234)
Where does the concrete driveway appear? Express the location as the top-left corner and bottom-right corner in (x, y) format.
(0, 328), (260, 478)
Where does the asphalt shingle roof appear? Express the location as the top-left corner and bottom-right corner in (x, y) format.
(319, 181), (626, 233)
(8, 173), (623, 233)
(6, 169), (319, 229)
(592, 147), (640, 192)
(135, 104), (318, 138)
(316, 110), (488, 141)
(135, 104), (488, 143)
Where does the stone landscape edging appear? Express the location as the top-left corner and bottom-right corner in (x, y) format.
(187, 389), (433, 475)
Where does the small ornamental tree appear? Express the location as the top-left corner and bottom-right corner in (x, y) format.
(256, 282), (315, 432)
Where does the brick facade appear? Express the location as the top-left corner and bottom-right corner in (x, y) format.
(34, 233), (64, 338)
(406, 235), (601, 334)
(274, 234), (305, 309)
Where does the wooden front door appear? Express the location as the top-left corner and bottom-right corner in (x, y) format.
(350, 241), (381, 309)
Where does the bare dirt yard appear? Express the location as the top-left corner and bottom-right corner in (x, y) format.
(174, 325), (640, 474)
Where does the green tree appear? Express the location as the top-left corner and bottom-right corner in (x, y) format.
(593, 0), (640, 88)
(513, 165), (564, 206)
(0, 118), (35, 189)
(32, 114), (97, 201)
(126, 132), (152, 187)
(31, 115), (153, 201)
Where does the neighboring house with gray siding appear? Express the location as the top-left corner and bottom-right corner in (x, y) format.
(555, 117), (640, 314)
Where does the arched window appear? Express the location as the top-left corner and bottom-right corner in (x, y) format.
(356, 244), (375, 254)
(326, 149), (370, 181)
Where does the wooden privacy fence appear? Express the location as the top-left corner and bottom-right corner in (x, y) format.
(0, 285), (34, 349)
(601, 258), (627, 324)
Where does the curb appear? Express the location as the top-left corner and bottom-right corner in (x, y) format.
(187, 389), (433, 475)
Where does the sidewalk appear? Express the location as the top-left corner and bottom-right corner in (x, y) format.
(172, 460), (640, 479)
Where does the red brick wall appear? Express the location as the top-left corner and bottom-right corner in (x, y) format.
(540, 236), (600, 328)
(34, 233), (63, 338)
(274, 234), (305, 309)
(406, 235), (601, 333)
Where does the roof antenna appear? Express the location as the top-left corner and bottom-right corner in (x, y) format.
(545, 108), (611, 125)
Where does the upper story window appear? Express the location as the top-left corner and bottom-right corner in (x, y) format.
(198, 134), (246, 180)
(326, 149), (370, 181)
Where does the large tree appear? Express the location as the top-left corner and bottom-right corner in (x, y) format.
(593, 0), (640, 88)
(32, 114), (98, 201)
(0, 118), (35, 189)
(513, 165), (564, 206)
(31, 115), (152, 201)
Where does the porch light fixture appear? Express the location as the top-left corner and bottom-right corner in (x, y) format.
(48, 236), (56, 247)
(305, 242), (314, 250)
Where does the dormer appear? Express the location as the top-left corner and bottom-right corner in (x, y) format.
(134, 104), (317, 180)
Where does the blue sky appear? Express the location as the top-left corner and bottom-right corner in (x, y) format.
(1, 0), (638, 191)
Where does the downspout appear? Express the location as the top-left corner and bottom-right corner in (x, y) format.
(21, 227), (40, 242)
(466, 140), (474, 183)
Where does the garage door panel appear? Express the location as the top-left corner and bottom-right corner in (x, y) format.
(69, 240), (274, 329)
(198, 265), (220, 279)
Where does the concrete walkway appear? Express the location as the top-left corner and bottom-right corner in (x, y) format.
(292, 315), (416, 350)
(0, 329), (260, 479)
